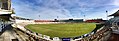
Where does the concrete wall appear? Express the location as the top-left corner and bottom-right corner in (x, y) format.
(16, 20), (34, 24)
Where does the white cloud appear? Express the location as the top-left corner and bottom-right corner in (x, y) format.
(36, 8), (73, 19)
(113, 0), (119, 6)
(12, 0), (119, 20)
(12, 0), (73, 20)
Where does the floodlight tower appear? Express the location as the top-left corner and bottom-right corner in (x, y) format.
(57, 16), (59, 19)
(106, 10), (108, 20)
(39, 15), (40, 20)
(80, 4), (86, 21)
(84, 15), (86, 21)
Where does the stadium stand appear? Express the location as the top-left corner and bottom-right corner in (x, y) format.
(14, 22), (112, 41)
(13, 10), (119, 41)
(58, 19), (84, 23)
(85, 19), (106, 23)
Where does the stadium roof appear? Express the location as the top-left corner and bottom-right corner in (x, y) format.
(109, 10), (119, 17)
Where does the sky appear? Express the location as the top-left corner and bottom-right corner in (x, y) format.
(12, 0), (119, 20)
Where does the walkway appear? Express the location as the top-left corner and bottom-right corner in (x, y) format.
(0, 24), (16, 41)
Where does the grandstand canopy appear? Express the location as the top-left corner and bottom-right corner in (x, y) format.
(109, 10), (119, 17)
(0, 0), (11, 10)
(0, 14), (11, 21)
(0, 0), (14, 21)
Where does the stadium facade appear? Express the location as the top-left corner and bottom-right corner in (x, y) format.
(109, 10), (119, 17)
(0, 0), (14, 32)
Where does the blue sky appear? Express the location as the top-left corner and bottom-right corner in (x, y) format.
(12, 0), (119, 20)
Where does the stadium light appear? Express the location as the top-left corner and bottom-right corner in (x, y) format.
(57, 16), (59, 19)
(84, 15), (86, 21)
(106, 10), (108, 20)
(39, 15), (40, 19)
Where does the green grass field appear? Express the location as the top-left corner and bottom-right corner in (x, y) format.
(25, 23), (96, 38)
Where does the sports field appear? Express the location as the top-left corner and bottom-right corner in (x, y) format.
(26, 23), (96, 38)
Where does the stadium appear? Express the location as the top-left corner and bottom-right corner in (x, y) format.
(13, 18), (108, 41)
(0, 0), (119, 41)
(26, 20), (96, 38)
